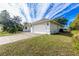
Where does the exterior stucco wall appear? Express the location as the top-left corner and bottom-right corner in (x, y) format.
(50, 23), (61, 34)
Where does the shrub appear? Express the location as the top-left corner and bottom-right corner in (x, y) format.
(0, 10), (23, 33)
(2, 20), (23, 33)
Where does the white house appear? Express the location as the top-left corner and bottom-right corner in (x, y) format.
(23, 23), (31, 32)
(23, 18), (63, 34)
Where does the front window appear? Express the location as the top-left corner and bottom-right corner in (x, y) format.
(25, 27), (27, 29)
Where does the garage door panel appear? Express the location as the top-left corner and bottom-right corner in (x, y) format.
(32, 23), (49, 34)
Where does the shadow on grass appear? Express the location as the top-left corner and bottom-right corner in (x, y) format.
(51, 32), (73, 37)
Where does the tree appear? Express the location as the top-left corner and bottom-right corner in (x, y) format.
(0, 10), (11, 24)
(0, 10), (23, 33)
(12, 16), (23, 31)
(12, 16), (22, 24)
(2, 20), (18, 33)
(70, 14), (79, 30)
(54, 17), (68, 25)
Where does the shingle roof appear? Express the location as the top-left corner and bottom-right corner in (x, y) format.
(32, 18), (49, 24)
(31, 18), (64, 27)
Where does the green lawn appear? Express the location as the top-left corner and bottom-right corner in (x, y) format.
(0, 31), (22, 37)
(0, 32), (12, 36)
(0, 30), (79, 56)
(0, 32), (78, 56)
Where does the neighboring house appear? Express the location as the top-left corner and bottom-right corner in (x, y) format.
(23, 23), (31, 32)
(23, 18), (64, 34)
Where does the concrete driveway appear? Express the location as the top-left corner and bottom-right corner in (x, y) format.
(0, 32), (41, 45)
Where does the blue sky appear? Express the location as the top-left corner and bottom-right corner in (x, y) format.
(19, 3), (79, 25)
(44, 3), (79, 26)
(59, 4), (79, 25)
(0, 3), (79, 25)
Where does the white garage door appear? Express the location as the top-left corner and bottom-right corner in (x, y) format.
(32, 23), (50, 34)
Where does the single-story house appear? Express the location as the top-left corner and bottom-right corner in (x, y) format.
(23, 18), (64, 34)
(23, 23), (31, 32)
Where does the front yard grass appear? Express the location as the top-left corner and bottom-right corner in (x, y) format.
(0, 32), (12, 36)
(0, 30), (79, 56)
(71, 30), (79, 34)
(0, 34), (76, 56)
(0, 31), (22, 37)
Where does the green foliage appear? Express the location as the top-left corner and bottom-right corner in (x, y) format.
(54, 17), (68, 25)
(0, 31), (12, 36)
(12, 16), (22, 24)
(3, 20), (15, 33)
(70, 14), (79, 30)
(12, 16), (23, 31)
(0, 10), (23, 33)
(74, 40), (79, 50)
(0, 10), (11, 24)
(2, 19), (23, 33)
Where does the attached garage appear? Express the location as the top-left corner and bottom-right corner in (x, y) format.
(31, 22), (50, 34)
(31, 19), (63, 34)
